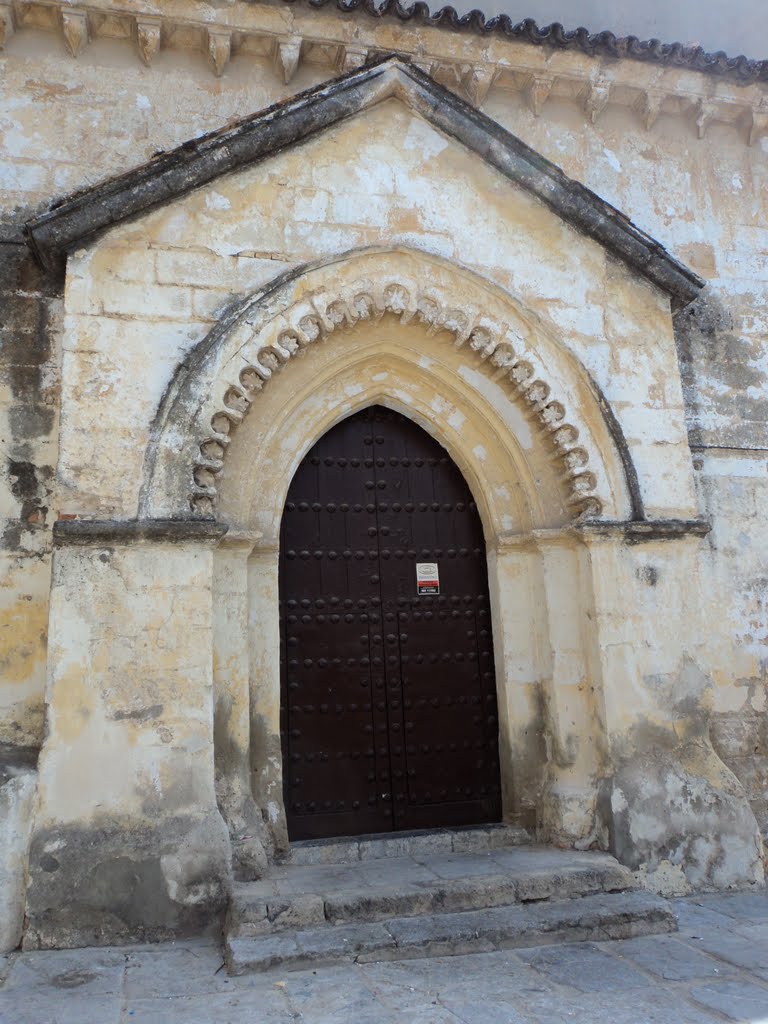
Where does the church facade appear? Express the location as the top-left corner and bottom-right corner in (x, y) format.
(1, 1), (766, 951)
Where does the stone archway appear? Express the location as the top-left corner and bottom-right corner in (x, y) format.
(139, 247), (637, 871)
(141, 246), (635, 525)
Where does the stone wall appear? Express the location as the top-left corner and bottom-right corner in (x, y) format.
(25, 527), (231, 948)
(0, 242), (60, 748)
(0, 1), (766, 869)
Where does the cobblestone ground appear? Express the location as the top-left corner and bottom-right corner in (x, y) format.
(1, 893), (768, 1023)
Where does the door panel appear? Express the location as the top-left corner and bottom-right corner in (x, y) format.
(280, 406), (501, 840)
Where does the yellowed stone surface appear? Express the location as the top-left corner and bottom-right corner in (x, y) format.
(0, 1), (765, 946)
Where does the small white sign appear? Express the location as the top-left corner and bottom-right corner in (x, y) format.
(416, 562), (440, 595)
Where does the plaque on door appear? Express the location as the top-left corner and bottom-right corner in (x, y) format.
(416, 562), (440, 595)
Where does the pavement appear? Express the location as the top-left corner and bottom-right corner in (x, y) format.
(2, 891), (768, 1023)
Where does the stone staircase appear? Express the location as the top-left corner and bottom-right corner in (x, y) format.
(224, 825), (676, 974)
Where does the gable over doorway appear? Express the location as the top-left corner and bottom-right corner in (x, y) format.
(280, 406), (501, 840)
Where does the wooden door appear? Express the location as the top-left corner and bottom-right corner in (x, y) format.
(280, 406), (501, 840)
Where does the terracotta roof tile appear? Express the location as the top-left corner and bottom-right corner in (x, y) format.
(281, 1), (768, 85)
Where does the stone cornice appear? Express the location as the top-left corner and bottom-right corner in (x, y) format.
(53, 518), (228, 544)
(297, 3), (768, 87)
(494, 519), (712, 550)
(1, 1), (766, 146)
(26, 57), (704, 309)
(577, 518), (712, 543)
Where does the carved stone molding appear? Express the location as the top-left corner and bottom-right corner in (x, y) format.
(3, 0), (766, 144)
(749, 100), (768, 146)
(207, 28), (230, 77)
(338, 44), (368, 74)
(53, 518), (228, 545)
(188, 278), (604, 523)
(637, 90), (663, 131)
(60, 8), (87, 57)
(136, 16), (161, 67)
(696, 100), (719, 139)
(526, 74), (553, 117)
(0, 2), (15, 48)
(576, 518), (711, 543)
(584, 78), (612, 124)
(27, 58), (704, 309)
(274, 37), (302, 84)
(463, 65), (496, 108)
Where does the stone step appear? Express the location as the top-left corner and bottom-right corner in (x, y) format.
(228, 846), (636, 939)
(225, 890), (676, 975)
(287, 823), (532, 866)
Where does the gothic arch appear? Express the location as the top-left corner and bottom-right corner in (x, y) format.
(135, 246), (642, 850)
(141, 246), (634, 525)
(220, 345), (549, 542)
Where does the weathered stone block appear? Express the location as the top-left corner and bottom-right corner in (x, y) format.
(0, 760), (36, 952)
(24, 813), (232, 949)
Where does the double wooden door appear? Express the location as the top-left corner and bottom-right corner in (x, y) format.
(279, 406), (501, 839)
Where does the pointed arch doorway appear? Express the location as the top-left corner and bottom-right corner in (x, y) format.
(279, 405), (502, 840)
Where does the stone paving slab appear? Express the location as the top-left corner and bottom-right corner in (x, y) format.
(692, 891), (768, 922)
(513, 987), (726, 1024)
(606, 932), (739, 981)
(668, 897), (743, 937)
(685, 926), (768, 976)
(516, 941), (658, 992)
(2, 891), (768, 1023)
(122, 941), (231, 998)
(3, 947), (126, 994)
(0, 992), (123, 1024)
(689, 978), (768, 1022)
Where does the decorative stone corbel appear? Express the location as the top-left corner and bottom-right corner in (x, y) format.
(462, 65), (496, 107)
(135, 16), (161, 67)
(526, 74), (553, 117)
(638, 90), (663, 130)
(0, 3), (15, 49)
(584, 78), (612, 124)
(274, 36), (302, 84)
(208, 28), (231, 77)
(411, 58), (434, 77)
(433, 61), (462, 90)
(695, 100), (718, 139)
(61, 9), (88, 58)
(748, 99), (768, 147)
(339, 45), (368, 74)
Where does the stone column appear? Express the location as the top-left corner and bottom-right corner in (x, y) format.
(247, 544), (289, 853)
(536, 531), (607, 845)
(25, 520), (233, 949)
(212, 533), (268, 878)
(488, 538), (547, 828)
(581, 522), (764, 893)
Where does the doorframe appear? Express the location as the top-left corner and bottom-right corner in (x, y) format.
(208, 342), (618, 861)
(159, 251), (635, 866)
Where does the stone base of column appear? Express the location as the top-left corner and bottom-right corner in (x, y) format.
(604, 739), (765, 895)
(24, 810), (232, 949)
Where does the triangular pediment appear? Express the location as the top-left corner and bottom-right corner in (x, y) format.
(26, 56), (702, 307)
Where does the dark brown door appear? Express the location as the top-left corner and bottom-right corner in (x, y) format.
(280, 406), (501, 840)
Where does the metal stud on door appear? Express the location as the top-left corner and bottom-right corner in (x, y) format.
(280, 407), (501, 840)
